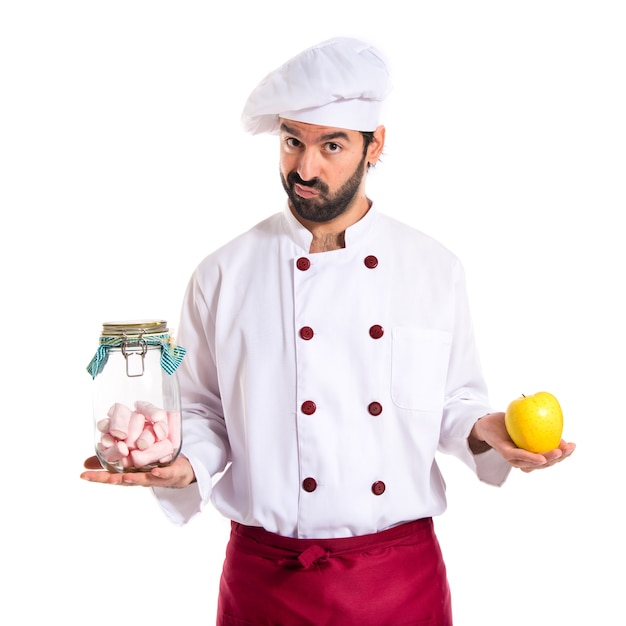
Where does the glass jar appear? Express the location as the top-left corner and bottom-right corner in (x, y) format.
(86, 320), (186, 473)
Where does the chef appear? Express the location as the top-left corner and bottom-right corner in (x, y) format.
(82, 36), (575, 626)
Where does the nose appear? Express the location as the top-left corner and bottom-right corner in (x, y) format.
(296, 148), (321, 183)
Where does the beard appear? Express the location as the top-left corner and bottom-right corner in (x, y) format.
(280, 152), (368, 223)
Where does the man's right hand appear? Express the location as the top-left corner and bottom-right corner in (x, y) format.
(80, 455), (196, 488)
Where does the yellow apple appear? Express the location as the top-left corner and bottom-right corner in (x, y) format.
(504, 391), (564, 453)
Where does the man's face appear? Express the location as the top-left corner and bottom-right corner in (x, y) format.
(279, 120), (371, 224)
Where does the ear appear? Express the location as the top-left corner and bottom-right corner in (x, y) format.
(367, 125), (386, 165)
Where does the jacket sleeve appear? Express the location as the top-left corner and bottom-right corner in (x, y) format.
(152, 265), (232, 525)
(438, 259), (511, 487)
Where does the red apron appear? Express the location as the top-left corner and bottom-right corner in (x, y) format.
(217, 518), (453, 625)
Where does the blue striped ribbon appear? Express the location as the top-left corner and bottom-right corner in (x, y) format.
(86, 333), (186, 379)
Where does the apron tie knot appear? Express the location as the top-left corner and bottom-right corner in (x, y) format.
(297, 545), (328, 569)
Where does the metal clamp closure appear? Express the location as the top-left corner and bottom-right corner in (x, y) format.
(121, 336), (148, 377)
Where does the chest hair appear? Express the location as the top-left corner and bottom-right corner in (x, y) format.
(309, 232), (346, 253)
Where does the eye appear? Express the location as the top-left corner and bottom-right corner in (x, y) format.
(284, 137), (302, 149)
(325, 142), (342, 153)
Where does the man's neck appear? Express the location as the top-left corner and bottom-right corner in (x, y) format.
(309, 232), (346, 253)
(290, 196), (372, 253)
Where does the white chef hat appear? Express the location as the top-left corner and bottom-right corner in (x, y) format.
(241, 37), (392, 135)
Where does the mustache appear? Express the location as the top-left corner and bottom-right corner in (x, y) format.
(287, 171), (326, 192)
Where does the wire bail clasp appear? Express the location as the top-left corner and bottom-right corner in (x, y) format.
(121, 333), (148, 377)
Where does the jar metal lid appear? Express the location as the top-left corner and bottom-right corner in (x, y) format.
(88, 320), (186, 379)
(101, 320), (169, 337)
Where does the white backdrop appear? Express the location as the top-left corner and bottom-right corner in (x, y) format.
(1, 2), (624, 624)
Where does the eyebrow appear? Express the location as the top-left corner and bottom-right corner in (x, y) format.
(280, 122), (351, 143)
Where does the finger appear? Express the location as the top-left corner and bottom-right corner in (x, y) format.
(506, 449), (548, 465)
(560, 441), (576, 455)
(533, 441), (575, 467)
(517, 444), (576, 470)
(120, 473), (158, 487)
(505, 450), (549, 471)
(119, 469), (182, 488)
(507, 459), (544, 471)
(80, 469), (128, 485)
(542, 449), (564, 463)
(80, 468), (159, 487)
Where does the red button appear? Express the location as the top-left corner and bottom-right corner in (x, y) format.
(300, 326), (314, 340)
(302, 477), (317, 492)
(369, 324), (384, 339)
(371, 481), (386, 495)
(364, 255), (378, 269)
(296, 257), (311, 271)
(368, 401), (383, 416)
(301, 400), (317, 415)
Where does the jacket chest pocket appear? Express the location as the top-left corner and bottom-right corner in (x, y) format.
(391, 327), (452, 412)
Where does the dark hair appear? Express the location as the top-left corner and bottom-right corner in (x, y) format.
(361, 131), (377, 169)
(361, 131), (375, 152)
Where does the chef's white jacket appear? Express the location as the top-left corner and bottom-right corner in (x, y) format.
(154, 204), (511, 537)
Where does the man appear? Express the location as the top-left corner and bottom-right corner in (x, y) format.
(82, 37), (575, 625)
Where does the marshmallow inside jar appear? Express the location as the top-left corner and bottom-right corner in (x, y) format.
(87, 320), (186, 473)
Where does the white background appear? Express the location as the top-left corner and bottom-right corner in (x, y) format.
(1, 1), (624, 624)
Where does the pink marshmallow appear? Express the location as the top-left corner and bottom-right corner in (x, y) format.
(107, 403), (133, 439)
(100, 440), (129, 462)
(96, 418), (110, 433)
(153, 419), (169, 441)
(134, 400), (168, 423)
(125, 412), (146, 449)
(120, 455), (134, 469)
(99, 433), (116, 448)
(130, 439), (174, 468)
(167, 411), (181, 449)
(136, 427), (156, 451)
